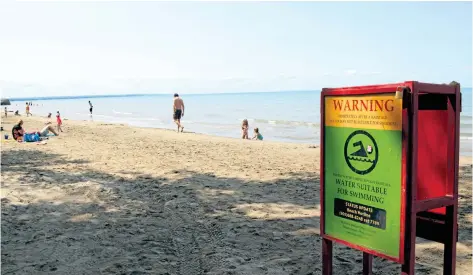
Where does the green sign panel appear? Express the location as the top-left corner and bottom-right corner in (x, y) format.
(324, 93), (403, 259)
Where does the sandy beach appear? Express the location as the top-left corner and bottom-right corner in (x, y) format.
(1, 116), (472, 275)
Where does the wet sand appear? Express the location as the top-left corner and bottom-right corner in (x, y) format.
(1, 116), (472, 274)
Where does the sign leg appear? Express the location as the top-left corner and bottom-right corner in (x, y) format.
(322, 238), (333, 275)
(401, 230), (416, 274)
(363, 252), (372, 275)
(443, 205), (457, 275)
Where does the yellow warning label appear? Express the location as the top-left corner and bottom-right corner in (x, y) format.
(325, 93), (403, 131)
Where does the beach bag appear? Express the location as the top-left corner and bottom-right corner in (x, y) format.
(23, 133), (41, 142)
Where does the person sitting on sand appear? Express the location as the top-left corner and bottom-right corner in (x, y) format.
(252, 128), (263, 141)
(12, 120), (25, 141)
(44, 113), (53, 125)
(12, 119), (59, 142)
(242, 119), (249, 139)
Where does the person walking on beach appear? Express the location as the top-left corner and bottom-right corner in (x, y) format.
(25, 102), (31, 117)
(56, 111), (63, 132)
(173, 93), (185, 132)
(88, 101), (93, 115)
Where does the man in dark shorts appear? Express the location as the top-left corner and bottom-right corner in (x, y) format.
(89, 101), (93, 115)
(173, 93), (185, 132)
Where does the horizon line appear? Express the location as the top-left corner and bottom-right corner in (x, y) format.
(7, 89), (320, 101)
(6, 86), (472, 101)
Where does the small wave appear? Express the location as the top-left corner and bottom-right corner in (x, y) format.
(247, 118), (319, 127)
(112, 110), (133, 115)
(90, 114), (117, 119)
(139, 117), (163, 122)
(460, 136), (473, 140)
(274, 135), (315, 141)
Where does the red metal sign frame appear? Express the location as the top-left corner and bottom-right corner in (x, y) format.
(320, 81), (460, 275)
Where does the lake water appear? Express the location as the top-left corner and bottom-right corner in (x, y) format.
(9, 89), (472, 156)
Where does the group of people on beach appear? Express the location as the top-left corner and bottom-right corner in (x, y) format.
(173, 93), (263, 140)
(3, 102), (37, 118)
(4, 102), (38, 118)
(9, 100), (96, 143)
(241, 119), (263, 140)
(10, 110), (64, 142)
(10, 95), (264, 142)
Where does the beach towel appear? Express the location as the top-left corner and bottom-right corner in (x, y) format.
(23, 132), (41, 142)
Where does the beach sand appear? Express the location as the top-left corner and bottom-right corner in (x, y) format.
(1, 116), (472, 275)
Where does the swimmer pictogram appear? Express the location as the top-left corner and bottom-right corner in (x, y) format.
(344, 130), (378, 175)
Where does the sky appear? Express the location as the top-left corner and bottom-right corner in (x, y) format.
(0, 1), (471, 98)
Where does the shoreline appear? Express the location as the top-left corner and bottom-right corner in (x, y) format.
(11, 114), (473, 157)
(9, 115), (322, 148)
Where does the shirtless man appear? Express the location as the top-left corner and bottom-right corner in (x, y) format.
(173, 93), (185, 132)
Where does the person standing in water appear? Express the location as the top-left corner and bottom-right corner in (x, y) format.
(88, 101), (93, 115)
(173, 93), (185, 132)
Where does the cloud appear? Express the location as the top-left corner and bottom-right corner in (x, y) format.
(345, 70), (357, 76)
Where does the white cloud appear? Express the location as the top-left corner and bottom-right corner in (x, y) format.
(345, 69), (357, 76)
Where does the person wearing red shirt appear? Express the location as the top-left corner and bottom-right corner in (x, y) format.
(56, 111), (63, 132)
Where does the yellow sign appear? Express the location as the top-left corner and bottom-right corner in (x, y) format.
(325, 93), (403, 131)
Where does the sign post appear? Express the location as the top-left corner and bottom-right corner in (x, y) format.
(320, 81), (461, 275)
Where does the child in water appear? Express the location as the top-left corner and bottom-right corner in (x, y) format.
(252, 128), (263, 141)
(56, 111), (63, 132)
(241, 119), (249, 139)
